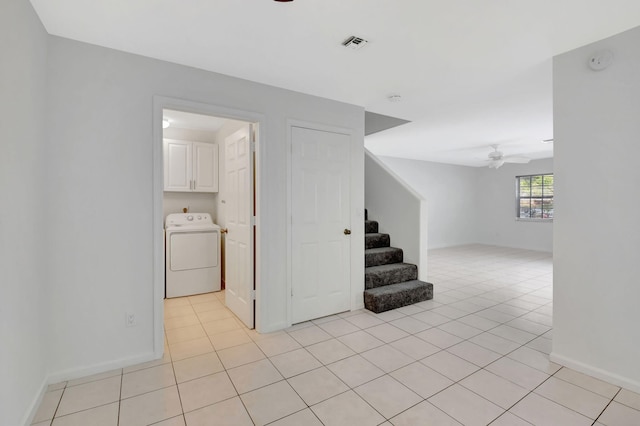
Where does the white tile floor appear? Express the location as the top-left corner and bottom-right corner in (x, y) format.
(33, 244), (640, 425)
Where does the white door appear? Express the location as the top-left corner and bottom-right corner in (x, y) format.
(224, 125), (254, 328)
(291, 126), (351, 324)
(164, 139), (192, 191)
(193, 142), (219, 192)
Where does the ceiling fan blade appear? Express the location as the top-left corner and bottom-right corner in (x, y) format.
(504, 156), (530, 164)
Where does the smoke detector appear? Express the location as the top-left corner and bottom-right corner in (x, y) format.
(589, 50), (614, 71)
(342, 36), (368, 50)
(388, 95), (402, 103)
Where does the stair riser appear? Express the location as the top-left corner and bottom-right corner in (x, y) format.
(365, 265), (418, 289)
(365, 234), (390, 249)
(364, 283), (434, 313)
(365, 249), (403, 267)
(364, 220), (379, 233)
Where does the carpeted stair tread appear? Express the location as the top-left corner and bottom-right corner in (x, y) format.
(365, 247), (403, 267)
(364, 280), (434, 313)
(365, 233), (390, 249)
(365, 263), (418, 289)
(365, 220), (379, 233)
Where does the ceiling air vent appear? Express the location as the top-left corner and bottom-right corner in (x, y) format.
(342, 36), (368, 50)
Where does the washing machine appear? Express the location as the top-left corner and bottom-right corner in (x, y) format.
(165, 213), (221, 298)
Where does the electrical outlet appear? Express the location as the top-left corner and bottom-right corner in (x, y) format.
(125, 312), (136, 327)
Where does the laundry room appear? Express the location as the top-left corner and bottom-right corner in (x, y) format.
(162, 108), (252, 295)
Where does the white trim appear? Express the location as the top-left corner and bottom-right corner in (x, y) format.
(153, 96), (267, 349)
(24, 350), (160, 424)
(285, 119), (359, 327)
(550, 351), (640, 394)
(46, 352), (157, 384)
(22, 378), (47, 426)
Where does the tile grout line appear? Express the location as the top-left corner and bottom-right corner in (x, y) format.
(592, 387), (622, 425)
(117, 371), (122, 426)
(45, 245), (640, 426)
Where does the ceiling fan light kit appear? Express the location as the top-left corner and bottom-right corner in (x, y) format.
(485, 144), (531, 169)
(489, 159), (505, 169)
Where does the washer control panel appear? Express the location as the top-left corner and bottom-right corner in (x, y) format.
(166, 213), (213, 228)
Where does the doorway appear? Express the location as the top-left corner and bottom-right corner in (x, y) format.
(153, 97), (263, 357)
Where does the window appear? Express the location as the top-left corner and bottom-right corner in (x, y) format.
(516, 174), (553, 219)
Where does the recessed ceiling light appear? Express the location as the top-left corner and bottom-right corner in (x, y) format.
(541, 138), (554, 144)
(274, 0), (293, 2)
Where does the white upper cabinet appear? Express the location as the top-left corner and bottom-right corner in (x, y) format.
(164, 140), (192, 191)
(164, 139), (218, 192)
(192, 142), (218, 192)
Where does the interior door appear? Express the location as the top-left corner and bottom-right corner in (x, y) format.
(224, 125), (254, 328)
(291, 126), (351, 324)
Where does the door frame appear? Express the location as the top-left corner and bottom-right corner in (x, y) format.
(152, 96), (265, 357)
(286, 119), (362, 327)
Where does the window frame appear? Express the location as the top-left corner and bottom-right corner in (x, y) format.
(515, 173), (554, 222)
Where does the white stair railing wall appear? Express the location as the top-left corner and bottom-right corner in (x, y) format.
(364, 149), (428, 281)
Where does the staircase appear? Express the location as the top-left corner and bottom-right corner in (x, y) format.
(364, 210), (433, 313)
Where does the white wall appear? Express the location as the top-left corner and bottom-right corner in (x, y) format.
(44, 36), (364, 378)
(162, 126), (218, 221)
(377, 157), (480, 249)
(553, 26), (640, 392)
(476, 158), (554, 252)
(0, 1), (49, 424)
(376, 156), (553, 252)
(163, 192), (217, 222)
(365, 152), (428, 280)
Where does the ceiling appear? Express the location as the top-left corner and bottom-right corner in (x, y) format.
(30, 1), (640, 167)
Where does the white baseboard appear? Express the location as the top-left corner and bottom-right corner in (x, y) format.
(22, 350), (163, 425)
(21, 377), (47, 426)
(258, 321), (288, 334)
(550, 351), (640, 394)
(46, 351), (159, 385)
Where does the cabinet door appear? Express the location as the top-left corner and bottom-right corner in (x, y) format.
(164, 139), (192, 192)
(193, 142), (218, 193)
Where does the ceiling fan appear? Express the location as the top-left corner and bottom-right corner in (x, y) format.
(486, 144), (530, 169)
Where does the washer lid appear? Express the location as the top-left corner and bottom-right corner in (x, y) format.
(165, 213), (216, 229)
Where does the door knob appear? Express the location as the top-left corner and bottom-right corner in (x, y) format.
(344, 229), (351, 235)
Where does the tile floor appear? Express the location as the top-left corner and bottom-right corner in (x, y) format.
(32, 244), (640, 425)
